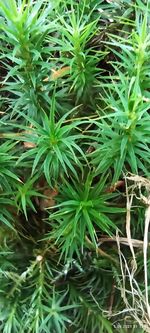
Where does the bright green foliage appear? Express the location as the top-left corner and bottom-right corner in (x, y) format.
(0, 141), (20, 191)
(47, 175), (122, 259)
(14, 175), (43, 220)
(0, 0), (57, 119)
(16, 101), (86, 185)
(91, 73), (150, 182)
(51, 3), (101, 102)
(0, 0), (150, 332)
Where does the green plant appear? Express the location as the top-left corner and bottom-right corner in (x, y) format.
(0, 139), (19, 230)
(14, 175), (43, 220)
(16, 100), (86, 185)
(0, 0), (57, 119)
(90, 74), (150, 182)
(48, 1), (103, 104)
(1, 0), (150, 332)
(0, 140), (20, 191)
(0, 195), (15, 230)
(46, 174), (122, 259)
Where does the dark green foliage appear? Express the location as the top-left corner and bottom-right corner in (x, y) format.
(0, 0), (149, 332)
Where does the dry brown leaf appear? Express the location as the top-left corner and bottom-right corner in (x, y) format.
(23, 125), (37, 149)
(106, 180), (125, 193)
(23, 141), (36, 148)
(39, 188), (58, 211)
(43, 66), (70, 82)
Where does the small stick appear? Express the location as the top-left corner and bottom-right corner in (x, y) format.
(108, 281), (115, 315)
(85, 236), (117, 264)
(98, 236), (149, 248)
(144, 203), (150, 320)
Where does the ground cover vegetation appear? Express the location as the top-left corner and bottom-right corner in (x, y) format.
(0, 0), (150, 332)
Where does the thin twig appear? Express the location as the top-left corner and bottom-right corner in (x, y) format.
(124, 175), (137, 272)
(144, 204), (150, 320)
(85, 236), (117, 265)
(98, 236), (149, 248)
